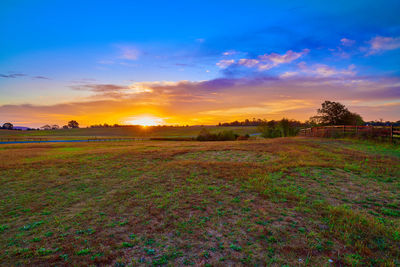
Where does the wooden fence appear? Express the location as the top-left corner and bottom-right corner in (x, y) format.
(299, 125), (400, 141)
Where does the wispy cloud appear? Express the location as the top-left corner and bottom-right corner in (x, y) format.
(117, 45), (140, 60)
(70, 82), (154, 99)
(222, 50), (238, 56)
(367, 36), (400, 55)
(218, 49), (309, 71)
(0, 73), (51, 80)
(216, 59), (235, 68)
(0, 73), (27, 78)
(296, 63), (356, 77)
(71, 84), (129, 92)
(340, 38), (355, 46)
(32, 76), (50, 80)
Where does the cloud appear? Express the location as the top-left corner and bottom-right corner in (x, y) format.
(340, 38), (355, 46)
(238, 59), (259, 67)
(233, 49), (309, 71)
(32, 76), (50, 80)
(0, 73), (27, 78)
(259, 49), (309, 65)
(279, 71), (298, 78)
(117, 45), (140, 60)
(216, 59), (235, 68)
(296, 62), (356, 77)
(71, 84), (129, 92)
(70, 82), (154, 99)
(222, 50), (238, 56)
(0, 73), (51, 80)
(367, 36), (400, 55)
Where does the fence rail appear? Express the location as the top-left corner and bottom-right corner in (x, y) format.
(299, 125), (400, 141)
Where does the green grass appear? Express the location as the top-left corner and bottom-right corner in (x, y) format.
(0, 126), (259, 139)
(0, 137), (399, 265)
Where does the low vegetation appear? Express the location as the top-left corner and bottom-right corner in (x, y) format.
(0, 126), (258, 140)
(0, 137), (399, 265)
(196, 129), (250, 141)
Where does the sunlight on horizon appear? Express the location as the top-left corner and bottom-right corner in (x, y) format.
(125, 116), (165, 126)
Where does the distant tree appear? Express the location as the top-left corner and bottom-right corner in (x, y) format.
(310, 101), (364, 125)
(40, 125), (51, 130)
(62, 125), (69, 129)
(68, 120), (79, 128)
(51, 125), (60, 130)
(2, 122), (13, 130)
(258, 118), (300, 138)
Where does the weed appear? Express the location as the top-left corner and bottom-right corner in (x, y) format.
(76, 248), (91, 255)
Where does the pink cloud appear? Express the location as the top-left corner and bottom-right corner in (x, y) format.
(222, 50), (237, 56)
(297, 62), (356, 77)
(237, 49), (309, 70)
(238, 58), (259, 67)
(367, 36), (400, 55)
(259, 49), (309, 64)
(216, 59), (235, 68)
(118, 46), (140, 60)
(340, 38), (355, 46)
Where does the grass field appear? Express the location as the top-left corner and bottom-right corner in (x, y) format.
(0, 126), (259, 140)
(0, 137), (399, 266)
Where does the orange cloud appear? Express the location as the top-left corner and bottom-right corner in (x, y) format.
(1, 73), (399, 127)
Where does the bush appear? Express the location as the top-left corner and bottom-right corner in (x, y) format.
(237, 134), (250, 140)
(197, 129), (239, 141)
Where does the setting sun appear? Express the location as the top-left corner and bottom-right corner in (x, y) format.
(125, 116), (165, 126)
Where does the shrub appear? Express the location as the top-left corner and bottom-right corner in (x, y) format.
(237, 134), (250, 140)
(196, 129), (239, 141)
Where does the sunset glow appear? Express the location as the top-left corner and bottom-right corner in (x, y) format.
(125, 116), (165, 127)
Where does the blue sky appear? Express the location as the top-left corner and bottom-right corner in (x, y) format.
(1, 0), (400, 126)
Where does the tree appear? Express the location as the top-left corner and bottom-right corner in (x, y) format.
(2, 122), (13, 130)
(40, 125), (51, 130)
(68, 120), (79, 128)
(310, 101), (364, 125)
(258, 118), (300, 138)
(343, 112), (364, 126)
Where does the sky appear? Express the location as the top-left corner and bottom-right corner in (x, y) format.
(1, 0), (400, 127)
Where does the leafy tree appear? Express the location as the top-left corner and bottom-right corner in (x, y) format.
(258, 118), (300, 138)
(68, 120), (79, 128)
(310, 101), (364, 125)
(343, 112), (364, 125)
(2, 122), (13, 130)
